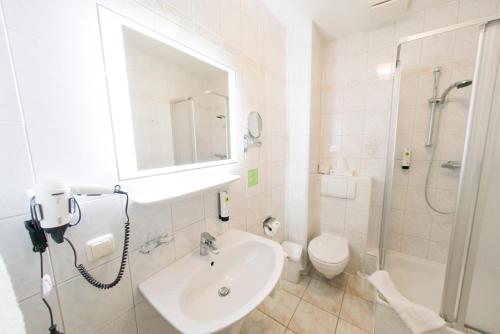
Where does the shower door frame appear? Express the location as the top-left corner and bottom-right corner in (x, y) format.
(379, 14), (500, 332)
(451, 19), (500, 333)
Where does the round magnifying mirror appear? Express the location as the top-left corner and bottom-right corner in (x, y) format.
(247, 111), (262, 139)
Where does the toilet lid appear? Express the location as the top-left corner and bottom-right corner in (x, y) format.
(308, 234), (349, 264)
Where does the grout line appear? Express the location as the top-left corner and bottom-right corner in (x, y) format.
(125, 257), (140, 334)
(285, 292), (302, 328)
(335, 274), (349, 329)
(92, 307), (135, 334)
(272, 272), (377, 334)
(334, 277), (348, 333)
(283, 273), (312, 332)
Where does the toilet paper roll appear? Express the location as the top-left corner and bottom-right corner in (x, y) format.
(263, 219), (281, 237)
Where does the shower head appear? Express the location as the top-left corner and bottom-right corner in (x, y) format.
(456, 80), (472, 89)
(440, 80), (473, 103)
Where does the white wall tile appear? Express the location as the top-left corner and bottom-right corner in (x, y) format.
(205, 214), (229, 237)
(129, 242), (175, 304)
(391, 185), (407, 210)
(171, 195), (204, 231)
(192, 0), (221, 35)
(423, 1), (459, 31)
(368, 24), (395, 51)
(420, 31), (456, 68)
(389, 209), (405, 234)
(58, 258), (134, 334)
(0, 13), (21, 125)
(401, 235), (429, 258)
(95, 308), (137, 334)
(49, 196), (127, 283)
(430, 216), (453, 243)
(345, 208), (369, 234)
(0, 214), (52, 301)
(386, 232), (402, 251)
(203, 189), (221, 218)
(343, 32), (369, 56)
(228, 200), (246, 231)
(321, 199), (346, 234)
(129, 200), (173, 250)
(0, 125), (33, 218)
(403, 211), (432, 239)
(240, 0), (262, 63)
(427, 241), (449, 263)
(395, 12), (425, 41)
(405, 186), (429, 213)
(158, 0), (192, 18)
(174, 220), (203, 259)
(362, 134), (387, 159)
(20, 292), (64, 334)
(3, 0), (118, 184)
(135, 300), (180, 334)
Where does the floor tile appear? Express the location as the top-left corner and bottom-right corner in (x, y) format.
(339, 293), (374, 333)
(345, 275), (376, 302)
(313, 271), (349, 290)
(302, 278), (345, 315)
(259, 290), (301, 326)
(335, 319), (370, 334)
(282, 273), (312, 297)
(241, 310), (286, 334)
(288, 300), (338, 334)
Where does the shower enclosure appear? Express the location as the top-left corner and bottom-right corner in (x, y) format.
(377, 16), (500, 333)
(170, 91), (229, 165)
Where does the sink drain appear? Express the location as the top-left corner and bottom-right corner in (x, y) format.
(218, 286), (231, 297)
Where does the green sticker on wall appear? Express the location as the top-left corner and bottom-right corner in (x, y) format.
(248, 168), (259, 187)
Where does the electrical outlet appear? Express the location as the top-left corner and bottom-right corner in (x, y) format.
(85, 234), (114, 261)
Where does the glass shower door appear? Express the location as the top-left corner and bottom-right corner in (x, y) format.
(380, 23), (480, 313)
(445, 19), (500, 333)
(377, 16), (500, 334)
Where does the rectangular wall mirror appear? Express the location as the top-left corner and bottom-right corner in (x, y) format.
(99, 8), (236, 180)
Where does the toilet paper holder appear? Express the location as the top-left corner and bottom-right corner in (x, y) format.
(263, 216), (281, 237)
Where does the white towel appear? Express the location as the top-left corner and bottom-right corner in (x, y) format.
(368, 270), (445, 334)
(0, 255), (26, 334)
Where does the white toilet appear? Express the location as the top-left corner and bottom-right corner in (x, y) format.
(308, 233), (349, 279)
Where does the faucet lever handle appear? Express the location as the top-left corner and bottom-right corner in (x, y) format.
(201, 231), (216, 242)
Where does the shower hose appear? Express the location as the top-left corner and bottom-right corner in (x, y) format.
(424, 107), (454, 215)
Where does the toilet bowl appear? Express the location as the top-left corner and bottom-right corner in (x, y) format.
(308, 233), (349, 279)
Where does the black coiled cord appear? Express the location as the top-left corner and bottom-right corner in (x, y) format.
(65, 185), (130, 289)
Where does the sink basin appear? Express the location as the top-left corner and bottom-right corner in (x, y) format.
(139, 229), (284, 334)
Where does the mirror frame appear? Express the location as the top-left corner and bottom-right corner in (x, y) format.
(98, 7), (237, 180)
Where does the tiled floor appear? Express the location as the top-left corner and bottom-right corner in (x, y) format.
(240, 271), (376, 334)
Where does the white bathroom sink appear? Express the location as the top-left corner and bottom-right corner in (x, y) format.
(139, 229), (284, 334)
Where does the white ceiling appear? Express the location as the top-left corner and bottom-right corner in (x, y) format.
(286, 0), (452, 40)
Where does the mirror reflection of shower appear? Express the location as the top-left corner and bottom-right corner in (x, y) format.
(424, 66), (472, 214)
(170, 90), (229, 165)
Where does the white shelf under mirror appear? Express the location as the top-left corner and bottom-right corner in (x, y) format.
(127, 174), (240, 205)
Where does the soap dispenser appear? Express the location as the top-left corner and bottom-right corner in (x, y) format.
(218, 191), (229, 221)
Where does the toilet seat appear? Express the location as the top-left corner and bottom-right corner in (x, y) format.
(308, 233), (349, 264)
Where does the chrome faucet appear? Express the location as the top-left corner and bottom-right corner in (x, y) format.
(200, 232), (220, 256)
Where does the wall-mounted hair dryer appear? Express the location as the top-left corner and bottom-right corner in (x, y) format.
(31, 180), (116, 243)
(27, 180), (130, 334)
